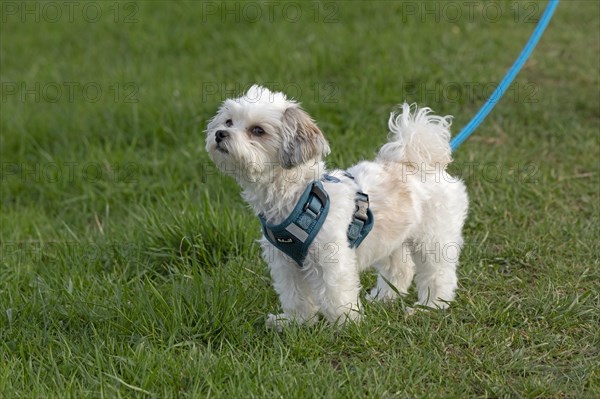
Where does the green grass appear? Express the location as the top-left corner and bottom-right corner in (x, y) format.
(1, 1), (599, 397)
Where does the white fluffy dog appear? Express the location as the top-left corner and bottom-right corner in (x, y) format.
(205, 85), (468, 328)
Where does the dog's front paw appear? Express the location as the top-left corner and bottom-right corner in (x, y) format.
(266, 313), (290, 332)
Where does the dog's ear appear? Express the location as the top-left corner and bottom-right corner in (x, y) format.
(280, 106), (330, 169)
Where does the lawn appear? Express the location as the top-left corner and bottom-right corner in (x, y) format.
(1, 1), (599, 397)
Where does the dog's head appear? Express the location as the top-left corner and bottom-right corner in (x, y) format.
(205, 85), (330, 183)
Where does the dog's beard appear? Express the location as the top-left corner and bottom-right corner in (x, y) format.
(215, 141), (228, 154)
(207, 134), (282, 186)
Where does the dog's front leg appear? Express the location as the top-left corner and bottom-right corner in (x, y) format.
(310, 246), (362, 325)
(266, 253), (319, 330)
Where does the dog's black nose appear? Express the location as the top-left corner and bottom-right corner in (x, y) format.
(215, 130), (229, 143)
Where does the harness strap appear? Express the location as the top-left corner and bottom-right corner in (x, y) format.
(347, 191), (374, 248)
(327, 173), (374, 247)
(259, 174), (374, 267)
(259, 181), (330, 267)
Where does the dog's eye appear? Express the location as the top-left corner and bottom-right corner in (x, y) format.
(225, 119), (233, 127)
(251, 126), (265, 136)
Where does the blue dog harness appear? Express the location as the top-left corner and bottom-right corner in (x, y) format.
(259, 174), (374, 267)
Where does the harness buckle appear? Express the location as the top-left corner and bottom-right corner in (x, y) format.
(354, 192), (370, 222)
(310, 183), (328, 207)
(302, 182), (328, 218)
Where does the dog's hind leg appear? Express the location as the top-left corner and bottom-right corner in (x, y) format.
(367, 249), (415, 302)
(411, 225), (464, 309)
(411, 178), (468, 309)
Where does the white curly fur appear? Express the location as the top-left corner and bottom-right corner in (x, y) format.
(378, 103), (453, 167)
(206, 85), (469, 329)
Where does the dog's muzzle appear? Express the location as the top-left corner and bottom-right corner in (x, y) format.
(215, 130), (230, 153)
(215, 130), (230, 143)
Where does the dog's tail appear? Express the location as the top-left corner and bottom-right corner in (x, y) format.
(377, 103), (453, 168)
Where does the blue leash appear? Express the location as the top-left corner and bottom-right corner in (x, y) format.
(450, 0), (560, 152)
